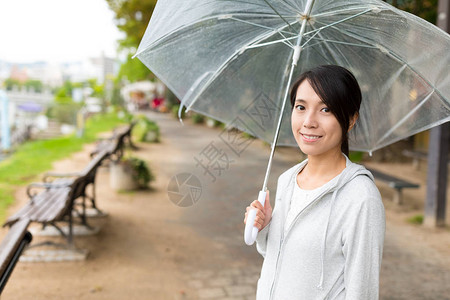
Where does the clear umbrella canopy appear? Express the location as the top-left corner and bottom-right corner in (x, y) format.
(135, 0), (450, 154)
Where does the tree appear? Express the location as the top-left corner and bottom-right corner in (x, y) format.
(3, 78), (21, 91)
(24, 79), (43, 93)
(106, 0), (157, 82)
(383, 0), (438, 23)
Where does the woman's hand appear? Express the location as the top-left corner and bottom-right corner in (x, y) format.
(244, 190), (272, 231)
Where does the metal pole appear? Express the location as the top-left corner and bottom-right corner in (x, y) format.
(424, 0), (449, 227)
(261, 0), (315, 191)
(0, 90), (11, 151)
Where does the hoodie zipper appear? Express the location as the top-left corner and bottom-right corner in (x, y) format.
(268, 180), (337, 299)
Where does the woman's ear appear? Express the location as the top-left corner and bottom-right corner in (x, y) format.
(348, 113), (358, 132)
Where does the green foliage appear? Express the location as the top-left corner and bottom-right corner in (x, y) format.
(3, 78), (22, 91)
(205, 117), (223, 128)
(117, 53), (153, 82)
(46, 102), (82, 125)
(111, 84), (125, 106)
(171, 104), (185, 119)
(106, 0), (157, 83)
(106, 0), (157, 50)
(164, 88), (179, 110)
(407, 214), (424, 225)
(383, 0), (438, 23)
(191, 113), (205, 124)
(242, 132), (256, 139)
(349, 151), (364, 162)
(24, 79), (43, 93)
(132, 115), (160, 142)
(121, 156), (155, 188)
(87, 79), (105, 98)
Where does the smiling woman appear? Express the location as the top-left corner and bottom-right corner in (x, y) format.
(244, 65), (386, 300)
(0, 0), (121, 63)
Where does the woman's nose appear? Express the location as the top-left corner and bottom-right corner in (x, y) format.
(303, 112), (318, 128)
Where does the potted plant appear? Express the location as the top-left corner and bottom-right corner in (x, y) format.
(132, 116), (160, 143)
(110, 156), (155, 190)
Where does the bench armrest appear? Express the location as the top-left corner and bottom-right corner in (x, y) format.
(0, 219), (32, 293)
(43, 172), (81, 182)
(26, 182), (72, 199)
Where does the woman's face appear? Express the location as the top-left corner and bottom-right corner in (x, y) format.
(291, 80), (343, 158)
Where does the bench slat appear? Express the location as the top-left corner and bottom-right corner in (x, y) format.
(366, 168), (419, 189)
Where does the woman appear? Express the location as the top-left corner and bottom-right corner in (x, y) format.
(244, 65), (385, 299)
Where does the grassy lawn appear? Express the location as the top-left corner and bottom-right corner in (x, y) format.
(0, 112), (128, 222)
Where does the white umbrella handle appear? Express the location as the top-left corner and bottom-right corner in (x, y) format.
(244, 190), (266, 245)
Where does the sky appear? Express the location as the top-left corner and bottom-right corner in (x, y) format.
(0, 0), (123, 64)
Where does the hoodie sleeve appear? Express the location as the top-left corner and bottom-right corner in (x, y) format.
(255, 221), (271, 257)
(342, 192), (385, 300)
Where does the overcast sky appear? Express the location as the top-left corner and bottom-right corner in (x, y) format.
(0, 0), (123, 64)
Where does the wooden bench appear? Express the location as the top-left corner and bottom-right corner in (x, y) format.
(0, 219), (32, 294)
(366, 167), (420, 205)
(90, 121), (137, 161)
(3, 150), (110, 249)
(42, 149), (111, 220)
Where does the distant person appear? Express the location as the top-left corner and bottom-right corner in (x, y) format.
(244, 65), (386, 299)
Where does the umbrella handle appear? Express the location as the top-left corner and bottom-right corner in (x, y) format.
(244, 190), (266, 245)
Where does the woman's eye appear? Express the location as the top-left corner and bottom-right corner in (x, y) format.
(321, 107), (330, 113)
(295, 105), (305, 111)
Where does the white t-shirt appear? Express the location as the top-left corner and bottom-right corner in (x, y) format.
(284, 173), (342, 235)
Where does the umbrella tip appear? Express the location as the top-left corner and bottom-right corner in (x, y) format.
(370, 5), (382, 14)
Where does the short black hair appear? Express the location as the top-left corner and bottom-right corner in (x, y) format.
(290, 65), (362, 156)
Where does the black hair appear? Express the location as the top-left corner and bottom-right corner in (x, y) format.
(289, 65), (362, 156)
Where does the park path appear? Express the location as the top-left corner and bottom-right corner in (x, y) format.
(0, 110), (449, 299)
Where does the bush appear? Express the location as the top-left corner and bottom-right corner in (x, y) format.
(407, 214), (424, 225)
(121, 156), (155, 188)
(205, 117), (223, 128)
(46, 102), (82, 125)
(171, 104), (185, 119)
(132, 116), (160, 143)
(192, 113), (205, 124)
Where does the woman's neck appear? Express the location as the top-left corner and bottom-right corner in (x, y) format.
(297, 150), (346, 189)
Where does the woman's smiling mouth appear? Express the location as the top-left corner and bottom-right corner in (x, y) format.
(300, 133), (322, 142)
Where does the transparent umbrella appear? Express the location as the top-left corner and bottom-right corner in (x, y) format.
(135, 0), (450, 245)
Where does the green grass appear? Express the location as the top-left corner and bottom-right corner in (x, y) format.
(0, 111), (128, 222)
(407, 214), (424, 225)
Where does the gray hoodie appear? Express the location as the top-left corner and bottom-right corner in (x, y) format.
(256, 156), (385, 300)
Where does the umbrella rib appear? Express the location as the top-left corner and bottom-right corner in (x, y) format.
(230, 17), (297, 36)
(303, 8), (373, 38)
(374, 90), (435, 146)
(313, 5), (385, 18)
(246, 8), (373, 50)
(230, 17), (295, 48)
(303, 38), (378, 50)
(262, 0), (297, 34)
